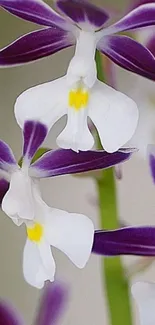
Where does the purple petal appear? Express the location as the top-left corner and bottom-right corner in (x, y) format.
(56, 0), (109, 30)
(108, 3), (155, 33)
(23, 121), (48, 163)
(34, 283), (68, 325)
(0, 0), (67, 29)
(0, 28), (74, 66)
(30, 148), (133, 178)
(92, 227), (155, 256)
(98, 35), (155, 81)
(147, 35), (155, 57)
(133, 0), (155, 7)
(148, 144), (155, 183)
(0, 179), (9, 205)
(0, 140), (17, 173)
(0, 301), (23, 325)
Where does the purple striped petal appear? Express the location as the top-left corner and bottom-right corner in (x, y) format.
(98, 35), (155, 81)
(30, 148), (134, 178)
(23, 121), (48, 163)
(34, 283), (68, 325)
(0, 179), (9, 205)
(0, 28), (74, 66)
(0, 140), (17, 173)
(0, 301), (23, 325)
(92, 227), (155, 256)
(0, 0), (68, 29)
(108, 3), (155, 33)
(56, 0), (109, 30)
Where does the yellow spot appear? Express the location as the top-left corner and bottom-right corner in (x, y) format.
(69, 88), (89, 111)
(27, 223), (43, 242)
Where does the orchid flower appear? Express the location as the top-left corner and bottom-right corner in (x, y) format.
(1, 2), (155, 152)
(0, 282), (68, 325)
(132, 282), (155, 325)
(0, 120), (134, 288)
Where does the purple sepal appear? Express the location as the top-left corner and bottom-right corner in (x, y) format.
(147, 35), (155, 57)
(0, 140), (17, 172)
(0, 301), (23, 325)
(23, 121), (48, 163)
(56, 0), (109, 29)
(0, 282), (67, 325)
(109, 3), (155, 33)
(98, 35), (155, 81)
(34, 283), (68, 325)
(0, 179), (9, 205)
(30, 148), (133, 178)
(133, 0), (155, 7)
(0, 28), (74, 66)
(92, 227), (155, 256)
(0, 0), (67, 28)
(148, 145), (155, 183)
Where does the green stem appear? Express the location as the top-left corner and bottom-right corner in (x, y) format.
(97, 169), (132, 325)
(95, 51), (133, 325)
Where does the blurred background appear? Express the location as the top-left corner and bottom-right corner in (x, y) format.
(0, 0), (155, 324)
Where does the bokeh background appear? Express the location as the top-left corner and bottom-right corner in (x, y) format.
(0, 0), (155, 324)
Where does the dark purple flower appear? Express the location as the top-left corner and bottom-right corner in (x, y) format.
(0, 282), (68, 325)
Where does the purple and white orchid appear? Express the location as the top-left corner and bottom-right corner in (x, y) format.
(0, 282), (68, 325)
(0, 119), (134, 288)
(1, 0), (155, 153)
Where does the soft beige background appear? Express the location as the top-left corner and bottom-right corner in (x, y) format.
(0, 1), (155, 324)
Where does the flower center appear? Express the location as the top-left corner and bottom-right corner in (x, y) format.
(69, 87), (89, 111)
(27, 223), (43, 242)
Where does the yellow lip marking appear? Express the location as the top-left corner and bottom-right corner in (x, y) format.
(27, 223), (43, 242)
(69, 88), (89, 111)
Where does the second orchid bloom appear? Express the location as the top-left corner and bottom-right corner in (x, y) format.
(0, 120), (133, 288)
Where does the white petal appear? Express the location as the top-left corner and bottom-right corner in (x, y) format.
(132, 282), (155, 325)
(44, 208), (94, 268)
(12, 216), (24, 226)
(2, 170), (35, 221)
(57, 108), (94, 152)
(89, 80), (139, 153)
(127, 100), (155, 158)
(14, 76), (67, 129)
(126, 76), (155, 158)
(38, 240), (56, 282)
(23, 239), (55, 289)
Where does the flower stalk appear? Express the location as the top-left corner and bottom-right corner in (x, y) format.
(96, 51), (133, 325)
